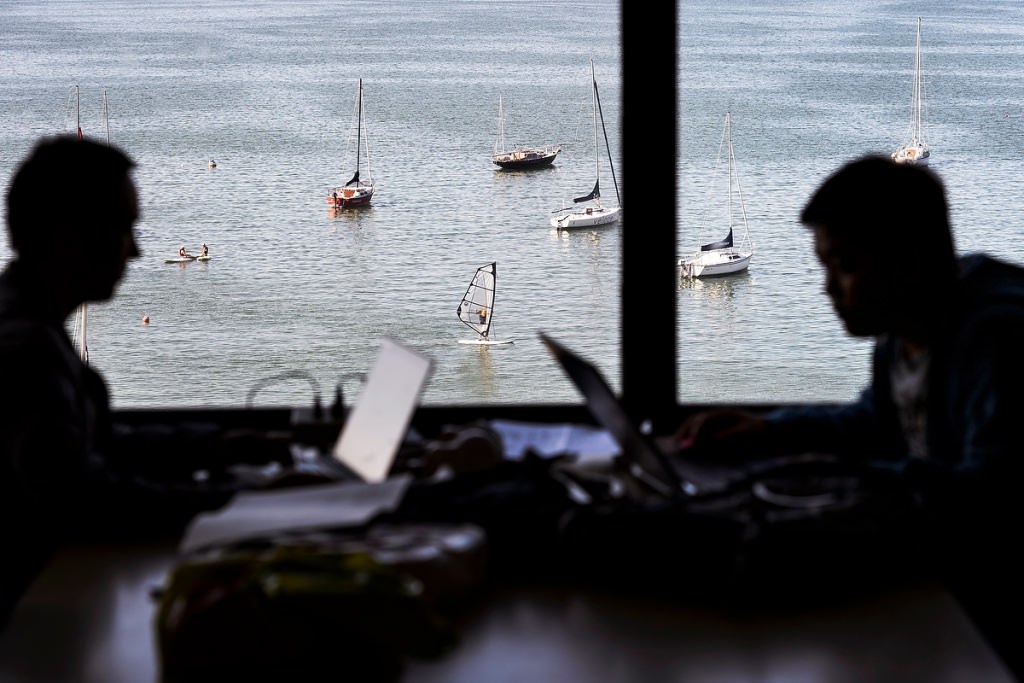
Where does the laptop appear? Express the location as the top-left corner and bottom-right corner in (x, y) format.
(321, 337), (434, 483)
(539, 332), (706, 498)
(539, 332), (858, 509)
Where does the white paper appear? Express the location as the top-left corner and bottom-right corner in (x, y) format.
(488, 419), (620, 460)
(179, 475), (412, 554)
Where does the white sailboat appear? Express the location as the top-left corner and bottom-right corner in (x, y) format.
(327, 78), (375, 208)
(678, 112), (754, 279)
(550, 60), (621, 229)
(456, 262), (514, 345)
(892, 17), (930, 166)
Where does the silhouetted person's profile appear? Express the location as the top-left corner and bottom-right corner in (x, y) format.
(0, 136), (234, 625)
(676, 154), (1024, 676)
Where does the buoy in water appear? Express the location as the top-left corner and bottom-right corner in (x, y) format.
(142, 315), (150, 325)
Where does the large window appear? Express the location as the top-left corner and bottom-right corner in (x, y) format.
(20, 4), (1012, 418)
(0, 0), (628, 411)
(675, 3), (1024, 407)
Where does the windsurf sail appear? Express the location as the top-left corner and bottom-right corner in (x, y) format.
(457, 262), (497, 339)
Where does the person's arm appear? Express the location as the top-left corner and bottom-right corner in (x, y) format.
(676, 341), (901, 460)
(0, 327), (95, 517)
(1, 327), (234, 541)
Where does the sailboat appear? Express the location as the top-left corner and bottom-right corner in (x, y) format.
(891, 17), (930, 166)
(492, 95), (560, 170)
(550, 60), (621, 229)
(678, 112), (754, 278)
(69, 86), (112, 364)
(327, 78), (375, 208)
(456, 262), (514, 345)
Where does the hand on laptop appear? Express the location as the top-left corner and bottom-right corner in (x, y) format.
(674, 408), (768, 459)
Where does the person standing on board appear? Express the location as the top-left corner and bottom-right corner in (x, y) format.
(674, 154), (1024, 678)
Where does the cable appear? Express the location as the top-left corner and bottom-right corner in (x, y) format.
(245, 370), (322, 415)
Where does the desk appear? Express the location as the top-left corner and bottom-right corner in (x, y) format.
(0, 542), (1015, 683)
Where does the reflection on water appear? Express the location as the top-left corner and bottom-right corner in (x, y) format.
(457, 345), (497, 399)
(678, 270), (749, 299)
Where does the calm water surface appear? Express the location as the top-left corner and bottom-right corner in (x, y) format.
(2, 0), (1024, 409)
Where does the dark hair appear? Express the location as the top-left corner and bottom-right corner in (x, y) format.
(5, 135), (136, 258)
(800, 155), (956, 276)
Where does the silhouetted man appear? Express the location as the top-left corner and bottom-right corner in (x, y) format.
(0, 137), (232, 624)
(677, 155), (1024, 677)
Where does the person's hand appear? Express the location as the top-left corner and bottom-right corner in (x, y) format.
(674, 408), (768, 458)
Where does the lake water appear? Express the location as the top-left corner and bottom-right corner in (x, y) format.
(2, 0), (1024, 410)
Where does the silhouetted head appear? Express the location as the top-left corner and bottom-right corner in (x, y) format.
(5, 135), (140, 303)
(800, 155), (956, 339)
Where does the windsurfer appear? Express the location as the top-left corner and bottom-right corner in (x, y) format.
(478, 307), (488, 323)
(201, 243), (209, 257)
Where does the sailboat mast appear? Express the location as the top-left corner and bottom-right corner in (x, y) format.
(484, 262), (495, 339)
(498, 95), (506, 154)
(75, 85), (82, 140)
(355, 78), (362, 178)
(103, 90), (110, 145)
(75, 84), (89, 364)
(726, 113), (734, 231)
(593, 64), (621, 207)
(590, 60), (600, 202)
(913, 17), (923, 143)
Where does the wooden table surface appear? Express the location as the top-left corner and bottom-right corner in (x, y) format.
(0, 541), (1015, 683)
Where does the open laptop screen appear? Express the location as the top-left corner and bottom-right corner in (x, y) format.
(332, 337), (433, 483)
(539, 332), (688, 497)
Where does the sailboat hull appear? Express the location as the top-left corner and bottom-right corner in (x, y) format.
(327, 185), (374, 208)
(551, 205), (621, 229)
(679, 250), (751, 278)
(891, 145), (930, 166)
(493, 148), (559, 170)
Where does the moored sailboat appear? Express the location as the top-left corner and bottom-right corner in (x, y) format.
(678, 112), (754, 279)
(892, 17), (930, 166)
(492, 95), (560, 170)
(550, 60), (621, 230)
(456, 262), (513, 345)
(328, 78), (375, 208)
